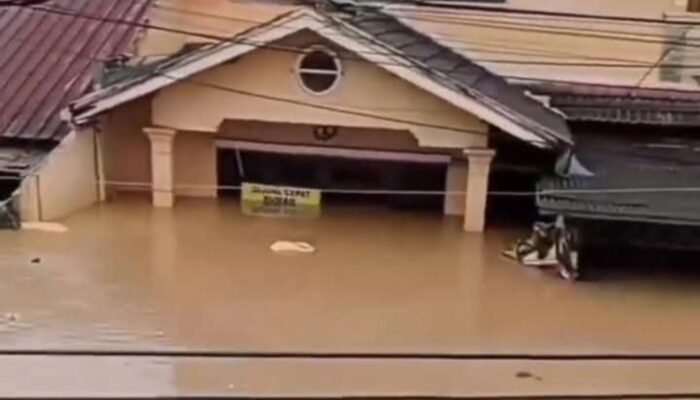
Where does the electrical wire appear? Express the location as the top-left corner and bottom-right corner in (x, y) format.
(396, 1), (700, 27)
(3, 174), (700, 198)
(23, 3), (577, 147)
(0, 393), (698, 400)
(0, 19), (565, 149)
(3, 3), (700, 381)
(9, 2), (695, 156)
(397, 7), (700, 38)
(154, 1), (700, 59)
(150, 2), (698, 69)
(150, 2), (700, 68)
(2, 347), (700, 360)
(30, 2), (700, 70)
(21, 0), (698, 138)
(6, 4), (696, 165)
(636, 48), (674, 87)
(399, 14), (700, 51)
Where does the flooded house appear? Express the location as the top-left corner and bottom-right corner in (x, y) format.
(52, 1), (572, 233)
(2, 0), (699, 240)
(517, 83), (700, 280)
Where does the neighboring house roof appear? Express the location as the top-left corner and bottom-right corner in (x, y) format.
(538, 131), (700, 226)
(522, 81), (700, 126)
(0, 146), (46, 173)
(0, 0), (152, 143)
(66, 7), (572, 149)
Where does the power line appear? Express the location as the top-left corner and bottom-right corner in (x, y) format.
(18, 4), (698, 147)
(14, 6), (569, 147)
(400, 14), (700, 51)
(15, 3), (698, 152)
(2, 347), (700, 360)
(636, 48), (674, 87)
(154, 1), (700, 58)
(4, 173), (700, 198)
(0, 12), (674, 148)
(0, 13), (491, 139)
(150, 3), (697, 69)
(398, 6), (700, 32)
(33, 2), (700, 71)
(0, 394), (696, 400)
(151, 1), (700, 67)
(396, 10), (700, 45)
(402, 1), (700, 27)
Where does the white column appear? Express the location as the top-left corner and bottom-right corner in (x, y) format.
(144, 127), (177, 208)
(94, 126), (107, 202)
(463, 149), (495, 233)
(444, 159), (468, 216)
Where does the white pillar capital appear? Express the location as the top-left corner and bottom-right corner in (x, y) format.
(463, 148), (495, 233)
(144, 126), (177, 208)
(144, 126), (177, 146)
(464, 148), (495, 168)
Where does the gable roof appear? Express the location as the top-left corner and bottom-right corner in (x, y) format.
(66, 7), (571, 148)
(0, 0), (152, 143)
(342, 9), (571, 146)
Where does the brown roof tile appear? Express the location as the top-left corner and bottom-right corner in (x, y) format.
(0, 0), (152, 142)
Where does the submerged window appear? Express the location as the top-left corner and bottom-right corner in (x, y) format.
(296, 46), (341, 95)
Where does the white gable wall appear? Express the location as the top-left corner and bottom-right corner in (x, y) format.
(151, 31), (489, 149)
(20, 127), (99, 222)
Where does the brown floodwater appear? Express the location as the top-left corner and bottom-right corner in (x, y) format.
(2, 194), (700, 397)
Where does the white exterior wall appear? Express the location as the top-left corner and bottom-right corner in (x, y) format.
(444, 160), (468, 216)
(20, 127), (99, 222)
(392, 0), (699, 89)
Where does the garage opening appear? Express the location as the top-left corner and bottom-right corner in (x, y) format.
(216, 141), (448, 211)
(486, 136), (558, 227)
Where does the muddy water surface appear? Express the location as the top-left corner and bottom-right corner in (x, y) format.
(1, 195), (700, 396)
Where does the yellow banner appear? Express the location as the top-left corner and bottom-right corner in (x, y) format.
(241, 182), (321, 218)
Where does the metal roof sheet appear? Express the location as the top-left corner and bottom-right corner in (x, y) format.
(524, 82), (700, 126)
(538, 131), (700, 225)
(0, 0), (152, 142)
(346, 10), (572, 145)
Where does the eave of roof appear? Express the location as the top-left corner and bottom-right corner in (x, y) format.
(65, 7), (572, 149)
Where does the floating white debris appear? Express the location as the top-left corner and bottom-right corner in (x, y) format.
(21, 222), (68, 233)
(270, 241), (316, 254)
(5, 313), (19, 322)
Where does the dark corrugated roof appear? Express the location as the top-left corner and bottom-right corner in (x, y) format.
(524, 82), (700, 126)
(345, 10), (572, 145)
(538, 132), (700, 226)
(0, 0), (152, 142)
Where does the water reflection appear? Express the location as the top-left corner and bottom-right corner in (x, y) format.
(0, 194), (699, 395)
